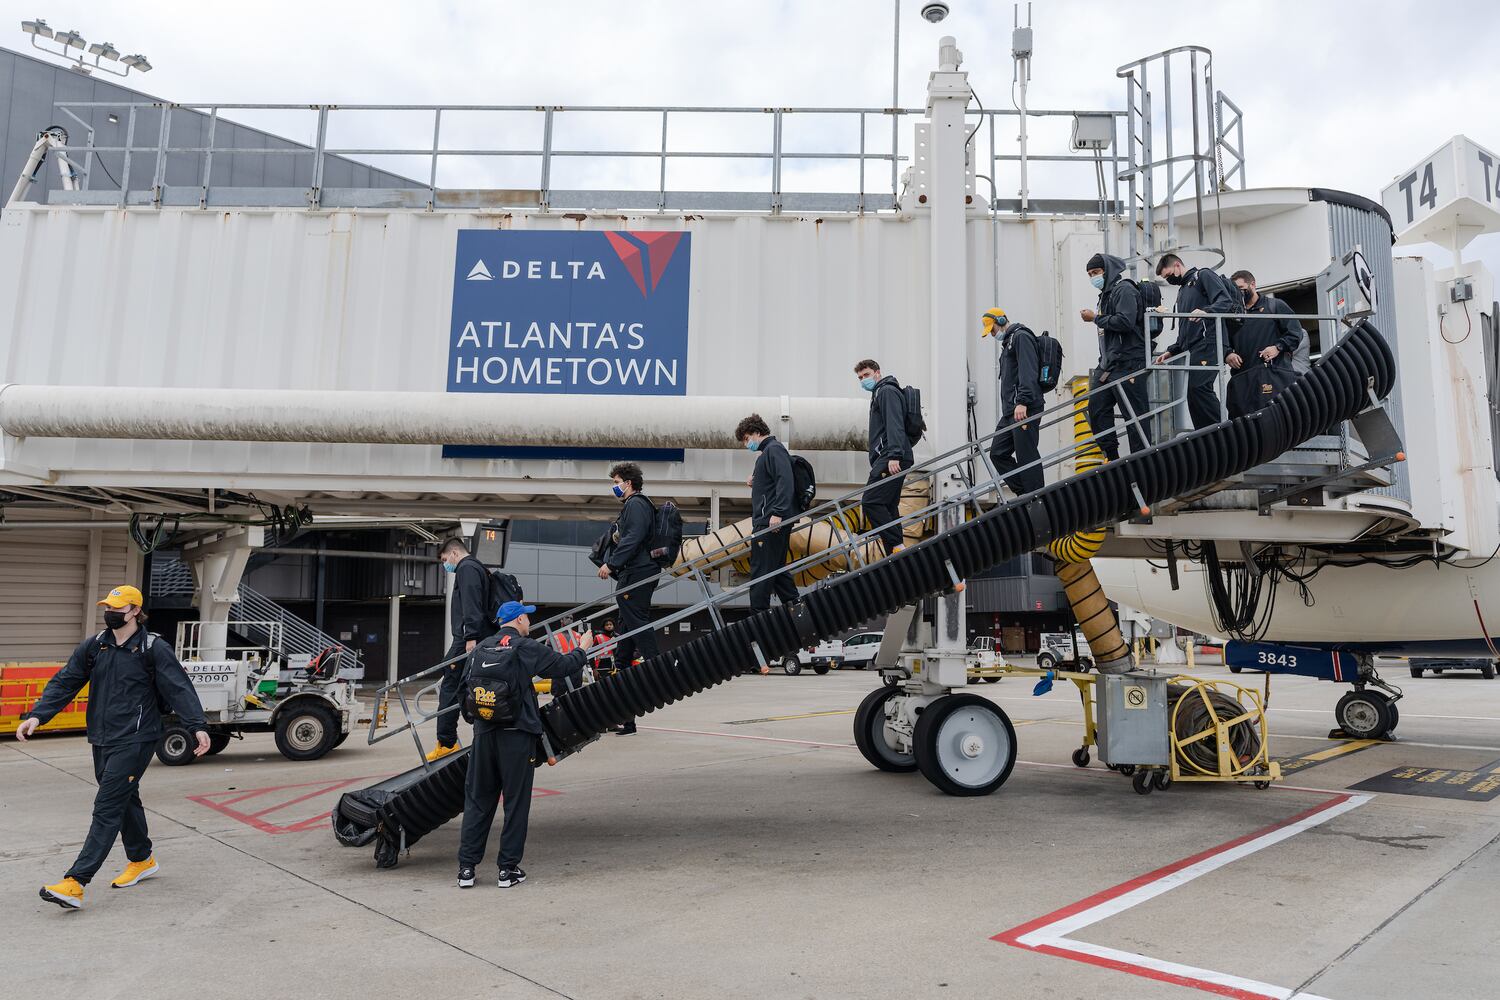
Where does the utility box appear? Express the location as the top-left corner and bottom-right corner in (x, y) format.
(1095, 671), (1169, 767)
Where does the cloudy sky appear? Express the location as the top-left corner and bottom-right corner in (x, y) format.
(22, 0), (1500, 271)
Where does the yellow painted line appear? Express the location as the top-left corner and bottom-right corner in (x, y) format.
(1299, 739), (1381, 762)
(725, 708), (857, 725)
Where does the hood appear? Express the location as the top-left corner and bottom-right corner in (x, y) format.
(1099, 254), (1127, 290)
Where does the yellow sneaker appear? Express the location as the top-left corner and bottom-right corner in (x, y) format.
(111, 857), (159, 888)
(425, 741), (460, 763)
(40, 877), (85, 910)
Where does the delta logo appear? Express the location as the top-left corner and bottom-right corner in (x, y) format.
(465, 230), (685, 299)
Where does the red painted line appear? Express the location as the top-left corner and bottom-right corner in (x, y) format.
(993, 793), (1352, 946)
(190, 772), (563, 834)
(248, 777), (365, 818)
(994, 794), (1359, 1000)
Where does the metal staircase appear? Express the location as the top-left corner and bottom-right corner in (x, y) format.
(149, 556), (362, 673)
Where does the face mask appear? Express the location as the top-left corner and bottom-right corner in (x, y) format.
(1089, 274), (1105, 290)
(612, 483), (626, 499)
(442, 561), (456, 574)
(1241, 287), (1254, 305)
(103, 609), (130, 630)
(745, 438), (759, 452)
(859, 377), (877, 392)
(1164, 272), (1186, 286)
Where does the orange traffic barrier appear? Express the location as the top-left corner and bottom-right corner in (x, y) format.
(1, 663), (88, 736)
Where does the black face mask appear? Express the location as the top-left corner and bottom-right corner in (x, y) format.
(1241, 287), (1255, 305)
(1164, 272), (1186, 286)
(103, 609), (130, 630)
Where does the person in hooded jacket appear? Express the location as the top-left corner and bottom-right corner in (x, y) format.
(980, 308), (1045, 496)
(1155, 252), (1239, 429)
(597, 461), (659, 735)
(429, 537), (498, 762)
(455, 601), (593, 889)
(16, 585), (208, 910)
(1079, 253), (1153, 461)
(853, 358), (913, 555)
(736, 413), (801, 612)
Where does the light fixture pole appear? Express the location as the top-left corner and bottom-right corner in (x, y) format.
(19, 18), (151, 77)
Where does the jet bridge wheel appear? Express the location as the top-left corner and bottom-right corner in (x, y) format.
(1335, 690), (1395, 740)
(853, 685), (917, 773)
(913, 694), (1018, 797)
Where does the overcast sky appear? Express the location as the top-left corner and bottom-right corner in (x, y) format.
(23, 0), (1500, 273)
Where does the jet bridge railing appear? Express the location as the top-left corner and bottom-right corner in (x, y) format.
(41, 100), (1128, 214)
(368, 357), (1195, 760)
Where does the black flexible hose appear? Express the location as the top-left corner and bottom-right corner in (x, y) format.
(343, 322), (1395, 858)
(540, 321), (1396, 752)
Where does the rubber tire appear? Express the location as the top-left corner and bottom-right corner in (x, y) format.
(1079, 658), (1094, 671)
(1071, 746), (1091, 768)
(984, 676), (1001, 684)
(1153, 771), (1172, 791)
(913, 693), (1018, 797)
(1335, 690), (1394, 740)
(1433, 668), (1444, 675)
(1387, 702), (1400, 730)
(812, 663), (830, 676)
(1229, 664), (1243, 674)
(853, 685), (918, 773)
(332, 732), (350, 748)
(156, 726), (197, 766)
(782, 658), (802, 676)
(1409, 666), (1423, 678)
(207, 733), (232, 755)
(1132, 770), (1153, 795)
(1037, 653), (1057, 670)
(1254, 780), (1271, 790)
(1483, 662), (1497, 680)
(274, 704), (340, 761)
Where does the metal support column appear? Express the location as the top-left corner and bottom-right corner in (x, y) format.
(181, 526), (265, 660)
(921, 36), (973, 692)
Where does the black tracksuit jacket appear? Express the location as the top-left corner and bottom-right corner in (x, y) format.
(24, 627), (206, 745)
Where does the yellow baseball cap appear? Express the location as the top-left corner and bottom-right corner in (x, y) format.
(980, 308), (1008, 337)
(98, 585), (144, 608)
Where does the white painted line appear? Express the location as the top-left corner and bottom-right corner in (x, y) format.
(997, 793), (1372, 1000)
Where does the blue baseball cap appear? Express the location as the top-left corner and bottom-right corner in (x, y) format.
(497, 601), (537, 624)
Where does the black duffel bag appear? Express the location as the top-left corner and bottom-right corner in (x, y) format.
(1228, 359), (1297, 419)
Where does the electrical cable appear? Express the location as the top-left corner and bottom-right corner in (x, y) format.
(1441, 298), (1473, 345)
(1168, 681), (1262, 773)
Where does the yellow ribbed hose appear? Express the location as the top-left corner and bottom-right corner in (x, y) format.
(1046, 375), (1132, 673)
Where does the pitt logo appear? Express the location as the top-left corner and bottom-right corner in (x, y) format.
(473, 686), (498, 721)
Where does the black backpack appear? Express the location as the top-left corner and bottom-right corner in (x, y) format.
(647, 498), (684, 568)
(789, 454), (817, 512)
(1029, 329), (1065, 393)
(1200, 268), (1244, 316)
(883, 382), (926, 446)
(462, 644), (519, 726)
(488, 569), (524, 610)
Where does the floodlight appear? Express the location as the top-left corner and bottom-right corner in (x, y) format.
(88, 41), (120, 61)
(21, 18), (53, 38)
(53, 29), (86, 49)
(121, 54), (151, 72)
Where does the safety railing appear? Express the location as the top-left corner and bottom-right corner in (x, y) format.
(175, 619), (284, 662)
(42, 100), (1129, 214)
(368, 354), (1201, 761)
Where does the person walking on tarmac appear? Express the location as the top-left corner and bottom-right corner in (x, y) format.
(1080, 253), (1153, 461)
(854, 359), (913, 556)
(736, 413), (801, 612)
(16, 585), (209, 911)
(429, 537), (498, 762)
(981, 308), (1045, 496)
(456, 601), (593, 889)
(598, 462), (659, 735)
(1154, 252), (1240, 429)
